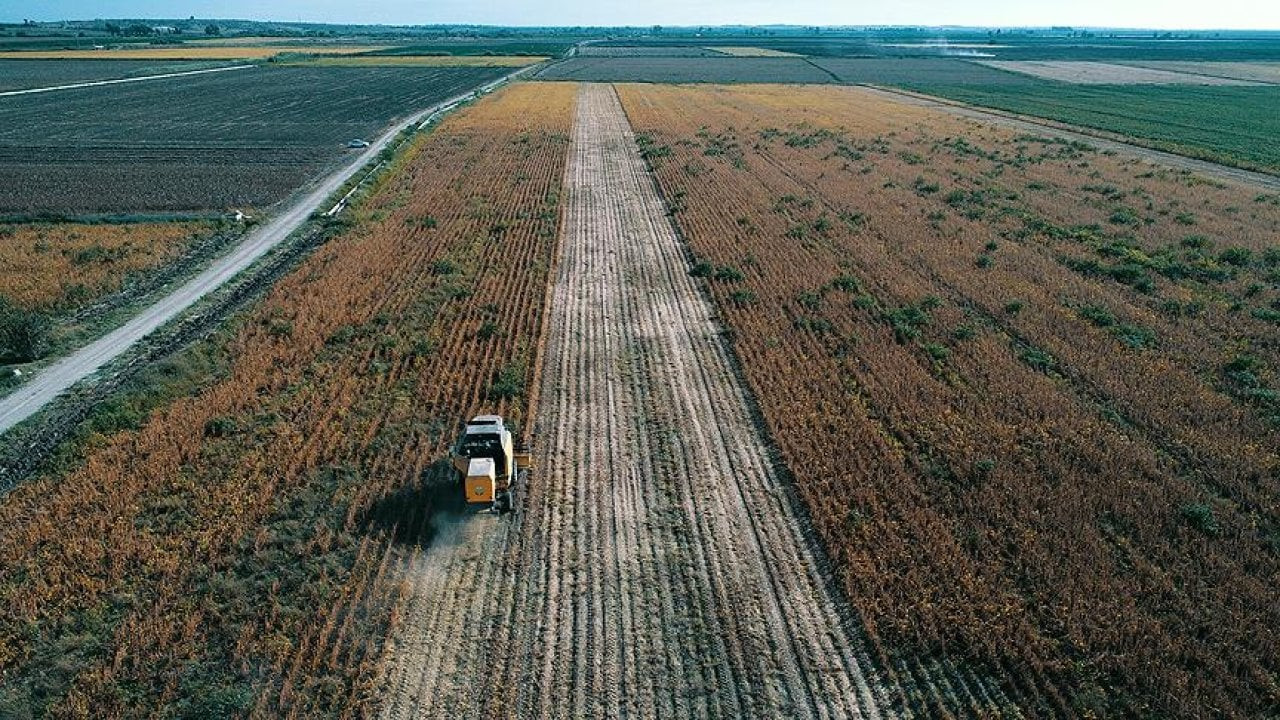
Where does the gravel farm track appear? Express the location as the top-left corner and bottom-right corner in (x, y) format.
(376, 83), (891, 719)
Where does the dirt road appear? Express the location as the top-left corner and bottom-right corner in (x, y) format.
(0, 69), (531, 435)
(376, 83), (887, 719)
(861, 84), (1280, 192)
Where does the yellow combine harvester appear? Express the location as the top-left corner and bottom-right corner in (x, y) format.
(450, 414), (531, 514)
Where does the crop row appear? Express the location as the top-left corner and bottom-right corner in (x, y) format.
(0, 82), (575, 718)
(618, 83), (1279, 719)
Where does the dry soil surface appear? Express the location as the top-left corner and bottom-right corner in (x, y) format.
(978, 59), (1260, 85)
(1118, 60), (1280, 85)
(375, 83), (889, 719)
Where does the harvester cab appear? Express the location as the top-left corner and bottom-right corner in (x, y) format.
(450, 415), (532, 514)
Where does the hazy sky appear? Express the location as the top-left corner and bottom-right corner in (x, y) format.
(2, 0), (1278, 30)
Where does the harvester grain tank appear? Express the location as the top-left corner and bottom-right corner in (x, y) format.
(450, 414), (531, 513)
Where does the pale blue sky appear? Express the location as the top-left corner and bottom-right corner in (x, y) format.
(2, 0), (1277, 30)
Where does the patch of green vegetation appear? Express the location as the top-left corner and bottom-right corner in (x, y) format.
(1020, 347), (1056, 373)
(912, 177), (941, 196)
(488, 359), (526, 400)
(1074, 303), (1156, 349)
(1179, 502), (1221, 536)
(634, 132), (672, 163)
(1220, 354), (1279, 425)
(0, 297), (50, 363)
(713, 265), (745, 282)
(944, 187), (997, 217)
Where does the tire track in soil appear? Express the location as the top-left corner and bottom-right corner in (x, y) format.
(376, 82), (889, 719)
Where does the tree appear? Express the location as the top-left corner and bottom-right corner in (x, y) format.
(205, 23), (221, 36)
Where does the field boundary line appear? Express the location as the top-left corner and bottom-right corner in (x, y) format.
(0, 63), (253, 98)
(802, 57), (843, 83)
(860, 84), (1280, 191)
(0, 64), (539, 436)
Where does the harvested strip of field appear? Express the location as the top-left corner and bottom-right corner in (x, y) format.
(0, 65), (509, 213)
(617, 82), (1280, 719)
(0, 221), (213, 312)
(376, 82), (888, 719)
(0, 46), (390, 60)
(0, 81), (573, 718)
(978, 60), (1260, 85)
(1118, 60), (1280, 84)
(293, 55), (548, 67)
(535, 57), (835, 83)
(707, 46), (802, 57)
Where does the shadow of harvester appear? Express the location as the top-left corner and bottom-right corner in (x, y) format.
(361, 458), (465, 548)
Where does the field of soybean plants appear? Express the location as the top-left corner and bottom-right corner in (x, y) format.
(0, 82), (573, 719)
(617, 82), (1280, 719)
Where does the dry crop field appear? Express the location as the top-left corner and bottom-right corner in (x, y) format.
(0, 221), (214, 313)
(0, 64), (509, 214)
(617, 82), (1280, 718)
(0, 82), (573, 718)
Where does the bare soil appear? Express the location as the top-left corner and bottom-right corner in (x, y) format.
(375, 83), (888, 719)
(978, 60), (1259, 85)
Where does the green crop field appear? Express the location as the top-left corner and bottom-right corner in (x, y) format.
(906, 82), (1280, 173)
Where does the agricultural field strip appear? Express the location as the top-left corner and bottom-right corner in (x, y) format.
(376, 82), (887, 719)
(862, 84), (1280, 191)
(1115, 60), (1280, 84)
(0, 62), (250, 97)
(0, 67), (531, 435)
(976, 60), (1261, 85)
